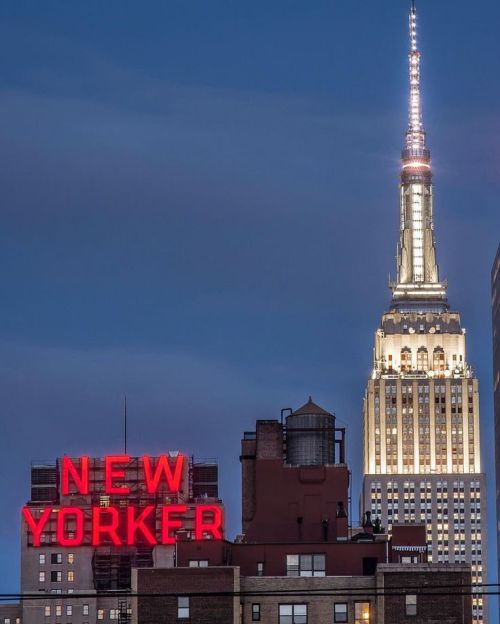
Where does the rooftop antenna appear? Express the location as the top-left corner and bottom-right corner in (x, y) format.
(124, 395), (128, 454)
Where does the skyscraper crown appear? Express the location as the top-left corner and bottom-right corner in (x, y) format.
(391, 2), (447, 312)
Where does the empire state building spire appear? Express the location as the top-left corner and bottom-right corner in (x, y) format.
(391, 2), (447, 310)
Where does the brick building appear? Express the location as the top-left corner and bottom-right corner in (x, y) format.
(132, 399), (473, 624)
(10, 453), (221, 624)
(0, 605), (22, 624)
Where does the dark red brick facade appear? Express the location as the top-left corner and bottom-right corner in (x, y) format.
(132, 567), (239, 624)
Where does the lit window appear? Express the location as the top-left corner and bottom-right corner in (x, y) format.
(354, 602), (370, 624)
(401, 348), (412, 372)
(178, 597), (189, 619)
(279, 604), (307, 624)
(97, 610), (104, 620)
(252, 603), (261, 621)
(83, 605), (89, 616)
(51, 570), (62, 582)
(39, 571), (45, 583)
(433, 347), (445, 372)
(51, 553), (62, 564)
(417, 348), (428, 371)
(188, 560), (208, 567)
(110, 609), (119, 620)
(334, 603), (348, 623)
(66, 605), (72, 616)
(55, 605), (62, 617)
(39, 554), (45, 565)
(256, 562), (264, 576)
(405, 594), (417, 616)
(100, 495), (110, 507)
(400, 555), (418, 564)
(68, 553), (74, 564)
(286, 554), (325, 577)
(67, 571), (74, 582)
(44, 606), (51, 617)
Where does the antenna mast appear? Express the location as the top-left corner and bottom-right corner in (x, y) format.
(124, 395), (128, 454)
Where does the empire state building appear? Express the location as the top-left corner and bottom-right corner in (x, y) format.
(362, 4), (486, 622)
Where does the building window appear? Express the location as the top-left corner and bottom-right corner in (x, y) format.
(39, 571), (45, 583)
(68, 553), (74, 564)
(279, 604), (307, 624)
(51, 553), (62, 564)
(400, 555), (418, 564)
(51, 571), (62, 582)
(334, 603), (348, 623)
(55, 606), (62, 617)
(110, 609), (119, 620)
(188, 560), (208, 567)
(417, 348), (428, 371)
(67, 571), (74, 582)
(405, 594), (417, 616)
(354, 602), (370, 624)
(252, 603), (261, 621)
(257, 562), (264, 576)
(39, 554), (46, 565)
(97, 610), (104, 620)
(178, 597), (190, 619)
(100, 495), (110, 507)
(286, 554), (325, 577)
(433, 347), (445, 372)
(83, 605), (89, 616)
(44, 606), (50, 617)
(401, 348), (412, 372)
(66, 606), (73, 616)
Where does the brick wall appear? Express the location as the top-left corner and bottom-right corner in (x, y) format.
(378, 564), (472, 624)
(134, 567), (239, 624)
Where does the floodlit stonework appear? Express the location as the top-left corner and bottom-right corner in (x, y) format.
(362, 4), (486, 622)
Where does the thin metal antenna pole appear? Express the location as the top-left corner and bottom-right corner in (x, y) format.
(124, 395), (127, 455)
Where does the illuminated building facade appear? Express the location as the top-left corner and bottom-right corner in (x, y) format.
(362, 4), (486, 623)
(19, 454), (222, 624)
(492, 244), (500, 613)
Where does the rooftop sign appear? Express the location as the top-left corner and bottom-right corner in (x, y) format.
(22, 455), (223, 547)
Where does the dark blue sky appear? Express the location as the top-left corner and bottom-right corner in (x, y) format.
(1, 0), (499, 611)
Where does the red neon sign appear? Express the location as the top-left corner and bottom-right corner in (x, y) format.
(105, 455), (131, 494)
(22, 508), (52, 547)
(60, 454), (185, 495)
(92, 507), (121, 546)
(143, 454), (184, 493)
(23, 504), (223, 547)
(195, 504), (223, 540)
(23, 454), (223, 547)
(162, 505), (188, 545)
(127, 506), (156, 546)
(56, 507), (84, 547)
(61, 457), (89, 495)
